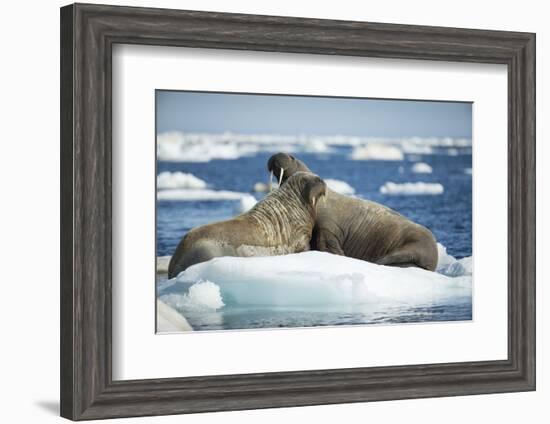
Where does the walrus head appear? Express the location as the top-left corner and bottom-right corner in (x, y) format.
(267, 152), (312, 188)
(284, 172), (327, 212)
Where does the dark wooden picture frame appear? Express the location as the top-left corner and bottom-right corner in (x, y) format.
(60, 3), (536, 420)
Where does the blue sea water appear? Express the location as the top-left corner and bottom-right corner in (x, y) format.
(159, 298), (473, 332)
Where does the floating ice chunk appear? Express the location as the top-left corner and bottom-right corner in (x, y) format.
(464, 168), (473, 175)
(162, 280), (224, 311)
(233, 194), (258, 214)
(440, 257), (473, 277)
(447, 148), (459, 156)
(157, 171), (207, 189)
(157, 299), (193, 332)
(253, 182), (269, 192)
(157, 256), (171, 273)
(303, 138), (332, 153)
(253, 182), (279, 192)
(436, 243), (456, 270)
(436, 244), (472, 277)
(325, 179), (356, 195)
(171, 252), (471, 308)
(157, 189), (251, 201)
(350, 144), (404, 161)
(411, 162), (433, 174)
(401, 141), (434, 155)
(414, 137), (472, 148)
(156, 132), (472, 162)
(380, 182), (444, 195)
(157, 132), (258, 162)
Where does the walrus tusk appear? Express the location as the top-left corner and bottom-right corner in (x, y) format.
(269, 170), (273, 192)
(311, 197), (316, 207)
(278, 168), (284, 186)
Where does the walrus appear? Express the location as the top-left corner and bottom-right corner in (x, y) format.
(267, 153), (438, 271)
(168, 172), (327, 278)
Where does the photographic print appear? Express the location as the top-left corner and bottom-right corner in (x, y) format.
(156, 91), (473, 333)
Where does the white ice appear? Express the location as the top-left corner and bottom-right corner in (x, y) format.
(447, 148), (459, 156)
(401, 141), (434, 155)
(162, 281), (225, 311)
(233, 194), (258, 214)
(157, 256), (171, 273)
(157, 299), (193, 332)
(379, 182), (444, 195)
(324, 179), (356, 195)
(157, 171), (207, 190)
(350, 144), (404, 161)
(168, 251), (471, 309)
(253, 181), (279, 192)
(157, 132), (258, 162)
(157, 132), (471, 162)
(436, 243), (473, 277)
(411, 162), (433, 174)
(157, 188), (251, 201)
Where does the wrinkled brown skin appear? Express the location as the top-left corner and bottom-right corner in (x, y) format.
(267, 153), (438, 271)
(168, 172), (327, 278)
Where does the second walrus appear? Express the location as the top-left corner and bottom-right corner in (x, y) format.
(267, 153), (438, 271)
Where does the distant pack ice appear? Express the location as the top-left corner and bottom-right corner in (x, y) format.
(156, 131), (472, 162)
(379, 182), (444, 195)
(411, 162), (433, 174)
(157, 188), (251, 201)
(157, 171), (207, 189)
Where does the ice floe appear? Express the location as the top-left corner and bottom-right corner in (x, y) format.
(157, 132), (258, 162)
(350, 144), (405, 161)
(157, 299), (193, 332)
(411, 162), (433, 174)
(253, 181), (279, 192)
(380, 182), (444, 195)
(157, 243), (472, 330)
(325, 179), (356, 195)
(166, 251), (471, 309)
(447, 148), (459, 156)
(157, 131), (472, 162)
(162, 280), (225, 311)
(401, 141), (434, 155)
(233, 194), (258, 214)
(157, 256), (171, 273)
(436, 243), (472, 277)
(157, 171), (207, 190)
(157, 188), (251, 201)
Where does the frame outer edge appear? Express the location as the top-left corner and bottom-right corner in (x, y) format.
(60, 3), (76, 420)
(60, 3), (537, 420)
(522, 33), (536, 389)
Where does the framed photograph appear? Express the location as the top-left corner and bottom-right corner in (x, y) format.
(60, 3), (535, 420)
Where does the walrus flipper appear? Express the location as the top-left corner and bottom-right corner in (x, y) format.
(376, 251), (418, 268)
(376, 244), (436, 271)
(313, 229), (345, 256)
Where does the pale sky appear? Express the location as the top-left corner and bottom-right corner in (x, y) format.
(156, 90), (472, 138)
